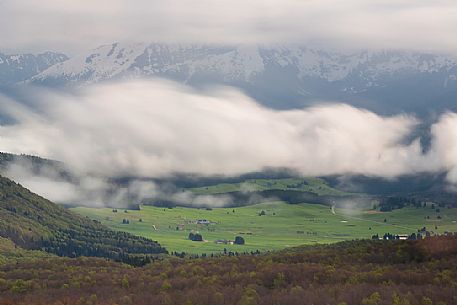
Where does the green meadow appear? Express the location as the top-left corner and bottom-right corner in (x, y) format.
(72, 202), (457, 254)
(188, 177), (350, 196)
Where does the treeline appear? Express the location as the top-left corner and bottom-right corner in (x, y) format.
(0, 152), (70, 180)
(0, 176), (166, 265)
(40, 227), (167, 266)
(0, 237), (456, 305)
(326, 174), (457, 208)
(378, 196), (452, 211)
(378, 196), (424, 211)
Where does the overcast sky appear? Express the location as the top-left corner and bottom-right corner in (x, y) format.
(1, 0), (457, 54)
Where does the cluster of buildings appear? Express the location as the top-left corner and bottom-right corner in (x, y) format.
(373, 229), (457, 241)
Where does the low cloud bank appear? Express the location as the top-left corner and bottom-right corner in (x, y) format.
(0, 79), (456, 205)
(2, 158), (236, 207)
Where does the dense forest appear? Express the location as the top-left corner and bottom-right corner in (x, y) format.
(0, 175), (166, 265)
(0, 236), (456, 305)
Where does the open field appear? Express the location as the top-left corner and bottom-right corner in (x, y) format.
(72, 202), (457, 254)
(188, 177), (350, 196)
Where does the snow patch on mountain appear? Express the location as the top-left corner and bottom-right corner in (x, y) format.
(0, 51), (68, 84)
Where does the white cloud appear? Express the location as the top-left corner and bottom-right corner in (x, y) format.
(1, 0), (457, 53)
(430, 113), (457, 186)
(0, 79), (436, 179)
(4, 79), (457, 204)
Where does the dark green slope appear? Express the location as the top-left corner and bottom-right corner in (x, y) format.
(0, 175), (166, 265)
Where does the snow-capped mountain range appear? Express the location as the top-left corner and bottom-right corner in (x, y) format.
(29, 43), (457, 84)
(0, 51), (67, 85)
(2, 43), (457, 114)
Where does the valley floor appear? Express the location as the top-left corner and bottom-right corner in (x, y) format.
(72, 202), (457, 254)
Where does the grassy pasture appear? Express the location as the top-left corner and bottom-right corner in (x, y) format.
(188, 177), (350, 196)
(72, 201), (457, 255)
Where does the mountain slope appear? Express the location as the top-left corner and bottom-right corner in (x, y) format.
(0, 236), (52, 264)
(0, 152), (74, 184)
(0, 51), (68, 85)
(28, 43), (457, 114)
(0, 151), (66, 173)
(0, 175), (166, 265)
(31, 43), (457, 85)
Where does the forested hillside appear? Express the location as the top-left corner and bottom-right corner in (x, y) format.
(0, 236), (53, 265)
(0, 152), (58, 167)
(0, 237), (456, 305)
(0, 175), (166, 265)
(0, 152), (70, 178)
